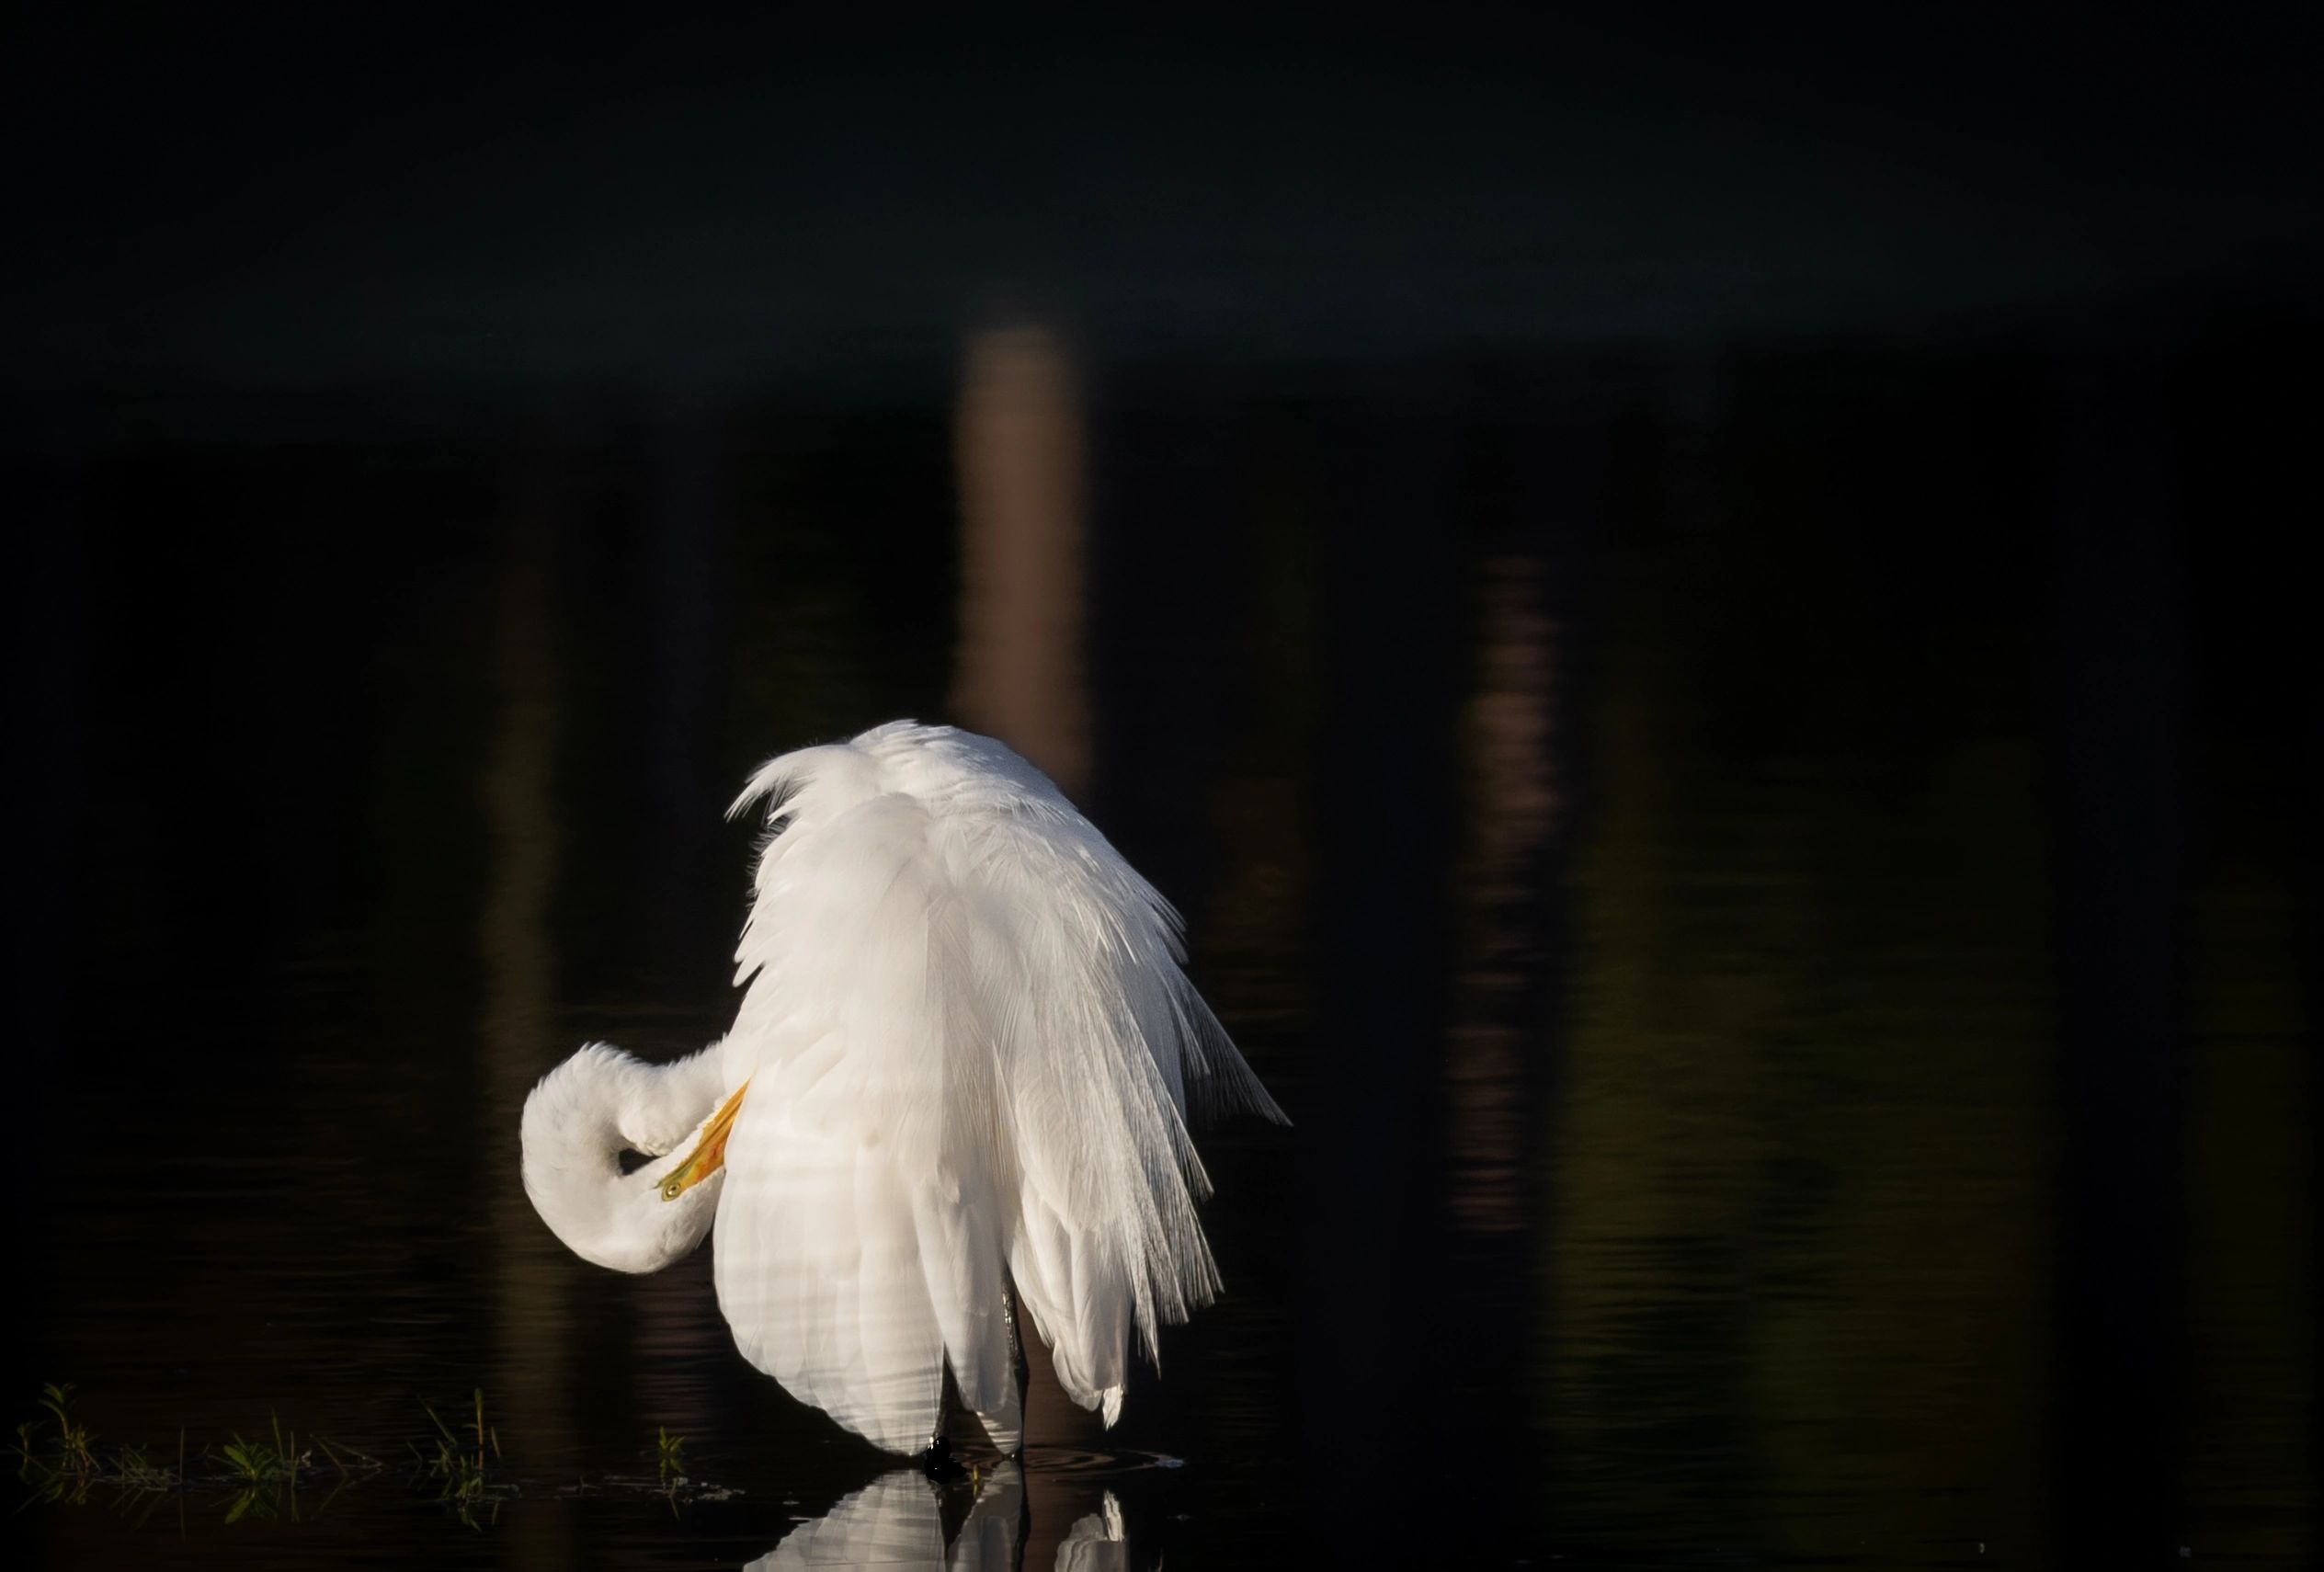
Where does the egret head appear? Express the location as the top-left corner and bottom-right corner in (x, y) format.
(519, 1043), (746, 1274)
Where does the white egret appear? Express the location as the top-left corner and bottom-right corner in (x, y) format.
(521, 721), (1283, 1455)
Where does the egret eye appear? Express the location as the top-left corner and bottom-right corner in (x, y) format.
(661, 1180), (682, 1201)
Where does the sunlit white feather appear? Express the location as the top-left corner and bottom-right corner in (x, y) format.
(519, 720), (1281, 1455)
(714, 721), (1280, 1452)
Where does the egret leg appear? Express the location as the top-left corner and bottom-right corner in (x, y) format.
(1004, 1282), (1028, 1460)
(920, 1431), (963, 1480)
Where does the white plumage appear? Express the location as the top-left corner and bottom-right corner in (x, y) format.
(520, 721), (1282, 1454)
(744, 1462), (1127, 1569)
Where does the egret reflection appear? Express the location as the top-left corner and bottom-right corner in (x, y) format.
(746, 1464), (1129, 1571)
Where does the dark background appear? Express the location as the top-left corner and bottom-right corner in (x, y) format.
(6, 6), (2319, 1567)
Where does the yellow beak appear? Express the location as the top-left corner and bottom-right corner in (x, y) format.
(659, 1080), (749, 1202)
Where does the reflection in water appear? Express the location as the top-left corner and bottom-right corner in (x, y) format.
(17, 330), (2318, 1569)
(748, 1464), (1127, 1572)
(479, 468), (575, 1566)
(950, 325), (1091, 794)
(948, 323), (1106, 1459)
(1548, 398), (2056, 1555)
(1449, 552), (1558, 1233)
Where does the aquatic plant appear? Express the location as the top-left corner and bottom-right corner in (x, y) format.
(217, 1414), (310, 1522)
(35, 1384), (97, 1474)
(313, 1434), (382, 1479)
(113, 1442), (177, 1496)
(13, 1383), (179, 1514)
(16, 1384), (103, 1503)
(13, 1380), (732, 1527)
(418, 1388), (511, 1528)
(220, 1414), (305, 1487)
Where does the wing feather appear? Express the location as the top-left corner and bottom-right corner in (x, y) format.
(713, 722), (1279, 1449)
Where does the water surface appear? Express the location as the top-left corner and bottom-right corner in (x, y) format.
(9, 338), (2317, 1567)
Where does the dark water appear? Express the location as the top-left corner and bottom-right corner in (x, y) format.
(6, 328), (2318, 1569)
